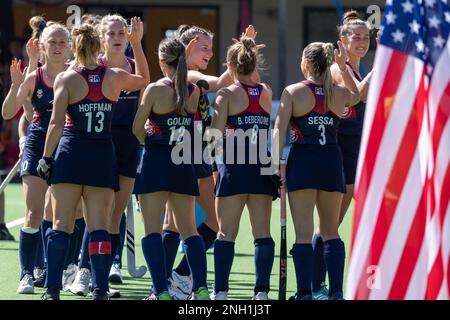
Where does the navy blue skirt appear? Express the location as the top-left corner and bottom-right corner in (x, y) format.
(286, 144), (345, 193)
(134, 144), (199, 196)
(49, 135), (120, 191)
(215, 162), (274, 197)
(20, 130), (45, 178)
(111, 125), (140, 178)
(337, 134), (361, 185)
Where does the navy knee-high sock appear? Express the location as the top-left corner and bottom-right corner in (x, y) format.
(183, 235), (207, 291)
(63, 232), (77, 270)
(40, 220), (52, 266)
(71, 218), (85, 265)
(19, 229), (40, 279)
(213, 240), (235, 292)
(34, 227), (45, 269)
(142, 233), (167, 294)
(89, 230), (111, 291)
(175, 223), (217, 277)
(312, 233), (327, 292)
(290, 243), (313, 297)
(109, 233), (120, 268)
(44, 229), (69, 290)
(78, 229), (90, 270)
(162, 230), (180, 277)
(323, 239), (345, 296)
(254, 237), (275, 293)
(113, 213), (126, 267)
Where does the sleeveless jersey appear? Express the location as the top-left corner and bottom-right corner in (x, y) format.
(98, 57), (140, 126)
(145, 79), (195, 146)
(290, 80), (341, 145)
(338, 63), (366, 135)
(30, 67), (54, 132)
(64, 66), (117, 139)
(223, 83), (271, 165)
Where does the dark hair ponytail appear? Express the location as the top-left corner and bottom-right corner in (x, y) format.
(159, 38), (188, 114)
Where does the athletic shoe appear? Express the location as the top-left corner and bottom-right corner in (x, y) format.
(92, 288), (110, 300)
(252, 291), (269, 300)
(17, 274), (34, 294)
(210, 291), (228, 300)
(312, 285), (329, 300)
(288, 293), (312, 300)
(168, 270), (192, 300)
(143, 291), (173, 300)
(0, 224), (15, 241)
(109, 263), (123, 284)
(328, 292), (344, 300)
(62, 263), (77, 291)
(190, 287), (210, 300)
(41, 288), (60, 300)
(33, 267), (46, 288)
(70, 268), (91, 296)
(108, 287), (121, 299)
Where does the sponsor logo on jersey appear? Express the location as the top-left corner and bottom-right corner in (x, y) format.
(145, 118), (161, 136)
(290, 122), (302, 143)
(88, 75), (100, 83)
(36, 89), (43, 99)
(315, 87), (324, 95)
(341, 106), (355, 119)
(247, 88), (260, 96)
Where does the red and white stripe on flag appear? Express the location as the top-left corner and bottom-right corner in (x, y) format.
(346, 3), (450, 300)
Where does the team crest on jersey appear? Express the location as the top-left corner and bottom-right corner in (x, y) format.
(88, 75), (100, 83)
(247, 88), (260, 96)
(36, 89), (43, 99)
(145, 119), (161, 136)
(315, 87), (324, 95)
(290, 122), (302, 143)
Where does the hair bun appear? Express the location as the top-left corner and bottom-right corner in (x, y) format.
(72, 24), (97, 38)
(240, 37), (257, 51)
(343, 10), (361, 24)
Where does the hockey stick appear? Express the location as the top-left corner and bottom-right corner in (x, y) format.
(0, 160), (21, 194)
(278, 158), (287, 300)
(126, 196), (147, 278)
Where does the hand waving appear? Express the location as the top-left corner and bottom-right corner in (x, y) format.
(10, 59), (27, 86)
(334, 41), (348, 71)
(127, 17), (144, 47)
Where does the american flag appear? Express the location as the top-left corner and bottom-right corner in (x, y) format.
(346, 0), (450, 300)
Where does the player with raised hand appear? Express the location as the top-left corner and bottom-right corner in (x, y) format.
(273, 41), (359, 300)
(166, 24), (262, 300)
(98, 14), (149, 285)
(38, 22), (149, 300)
(311, 10), (373, 300)
(1, 20), (70, 295)
(208, 36), (276, 300)
(133, 37), (211, 300)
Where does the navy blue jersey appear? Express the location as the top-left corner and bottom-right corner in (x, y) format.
(98, 57), (140, 126)
(222, 83), (271, 165)
(290, 80), (341, 146)
(30, 67), (54, 133)
(338, 63), (366, 136)
(64, 66), (117, 139)
(145, 79), (195, 146)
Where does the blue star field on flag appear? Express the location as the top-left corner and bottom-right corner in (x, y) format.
(380, 0), (450, 77)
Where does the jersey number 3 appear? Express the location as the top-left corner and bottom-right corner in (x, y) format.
(318, 124), (326, 146)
